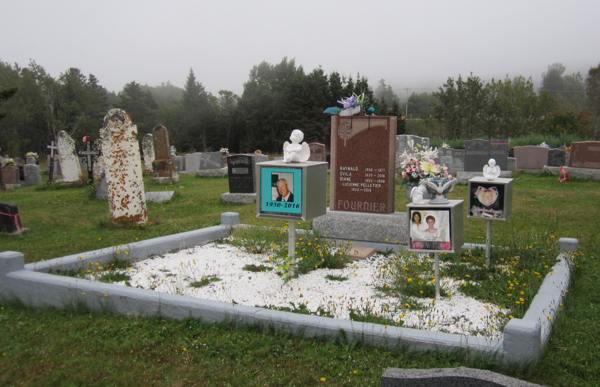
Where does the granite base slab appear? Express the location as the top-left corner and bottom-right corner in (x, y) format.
(312, 208), (409, 244)
(542, 166), (600, 181)
(220, 192), (256, 204)
(145, 191), (175, 203)
(152, 176), (180, 184)
(196, 168), (228, 177)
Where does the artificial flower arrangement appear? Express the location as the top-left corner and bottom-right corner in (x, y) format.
(323, 93), (376, 116)
(220, 148), (229, 154)
(254, 149), (262, 154)
(1, 158), (16, 167)
(26, 152), (39, 159)
(398, 140), (452, 185)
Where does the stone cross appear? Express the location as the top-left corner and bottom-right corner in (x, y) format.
(77, 137), (101, 185)
(101, 108), (148, 224)
(47, 141), (58, 184)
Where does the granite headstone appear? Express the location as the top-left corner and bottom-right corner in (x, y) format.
(547, 148), (566, 167)
(568, 141), (600, 169)
(514, 146), (549, 169)
(227, 154), (255, 193)
(331, 116), (397, 214)
(308, 142), (326, 162)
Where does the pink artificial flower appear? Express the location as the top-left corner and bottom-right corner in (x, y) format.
(402, 172), (408, 178)
(428, 159), (435, 164)
(448, 174), (453, 179)
(444, 171), (448, 177)
(443, 166), (448, 171)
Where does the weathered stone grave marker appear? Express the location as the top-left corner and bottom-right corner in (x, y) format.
(101, 109), (148, 224)
(56, 131), (82, 183)
(464, 139), (508, 172)
(198, 151), (225, 170)
(151, 125), (179, 184)
(142, 133), (155, 173)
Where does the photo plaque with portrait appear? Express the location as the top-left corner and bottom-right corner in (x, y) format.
(407, 200), (464, 253)
(256, 160), (328, 221)
(467, 177), (513, 221)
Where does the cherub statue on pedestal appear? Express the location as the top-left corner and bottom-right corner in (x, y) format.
(283, 129), (310, 163)
(483, 158), (501, 180)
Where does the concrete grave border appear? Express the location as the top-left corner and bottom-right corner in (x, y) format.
(0, 212), (577, 367)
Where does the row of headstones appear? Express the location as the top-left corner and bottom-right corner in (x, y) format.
(395, 135), (599, 172)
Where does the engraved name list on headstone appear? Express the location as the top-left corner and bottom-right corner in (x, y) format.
(330, 116), (397, 214)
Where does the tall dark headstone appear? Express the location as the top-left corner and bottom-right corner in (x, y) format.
(0, 202), (22, 233)
(464, 139), (491, 172)
(330, 116), (397, 214)
(548, 148), (566, 167)
(489, 139), (509, 170)
(227, 154), (255, 193)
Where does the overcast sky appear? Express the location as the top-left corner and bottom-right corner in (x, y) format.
(1, 0), (599, 99)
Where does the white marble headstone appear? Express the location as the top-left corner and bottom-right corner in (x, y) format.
(56, 131), (82, 183)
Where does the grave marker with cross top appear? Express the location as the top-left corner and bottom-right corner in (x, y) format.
(77, 137), (101, 185)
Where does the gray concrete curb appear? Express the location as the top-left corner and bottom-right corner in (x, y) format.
(381, 367), (545, 386)
(0, 215), (577, 368)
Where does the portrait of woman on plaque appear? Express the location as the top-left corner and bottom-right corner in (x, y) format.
(410, 209), (452, 251)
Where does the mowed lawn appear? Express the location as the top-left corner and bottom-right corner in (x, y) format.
(0, 171), (599, 386)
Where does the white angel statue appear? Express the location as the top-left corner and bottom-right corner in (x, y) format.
(283, 129), (310, 163)
(410, 185), (428, 204)
(483, 158), (501, 180)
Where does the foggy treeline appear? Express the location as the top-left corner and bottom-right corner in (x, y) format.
(0, 58), (599, 157)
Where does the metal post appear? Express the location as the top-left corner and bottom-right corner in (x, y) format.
(485, 219), (492, 265)
(435, 252), (440, 299)
(288, 221), (297, 278)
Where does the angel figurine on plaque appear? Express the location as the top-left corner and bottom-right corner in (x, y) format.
(283, 129), (310, 163)
(483, 158), (501, 180)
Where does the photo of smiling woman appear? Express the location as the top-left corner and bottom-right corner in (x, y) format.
(409, 209), (452, 251)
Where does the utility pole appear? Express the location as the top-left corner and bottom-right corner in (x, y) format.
(403, 88), (412, 118)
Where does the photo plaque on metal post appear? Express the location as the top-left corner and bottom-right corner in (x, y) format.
(468, 176), (513, 265)
(407, 200), (464, 299)
(256, 160), (328, 277)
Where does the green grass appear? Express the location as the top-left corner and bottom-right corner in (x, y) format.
(189, 276), (221, 288)
(0, 173), (599, 386)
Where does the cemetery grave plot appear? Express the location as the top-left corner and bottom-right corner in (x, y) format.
(73, 228), (564, 339)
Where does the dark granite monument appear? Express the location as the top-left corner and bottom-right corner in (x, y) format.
(0, 202), (22, 233)
(227, 154), (255, 193)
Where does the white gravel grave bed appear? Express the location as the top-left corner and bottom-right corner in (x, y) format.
(85, 242), (511, 339)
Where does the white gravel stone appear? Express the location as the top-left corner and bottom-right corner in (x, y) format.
(87, 242), (511, 339)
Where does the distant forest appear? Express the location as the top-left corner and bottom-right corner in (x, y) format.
(1, 58), (599, 157)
